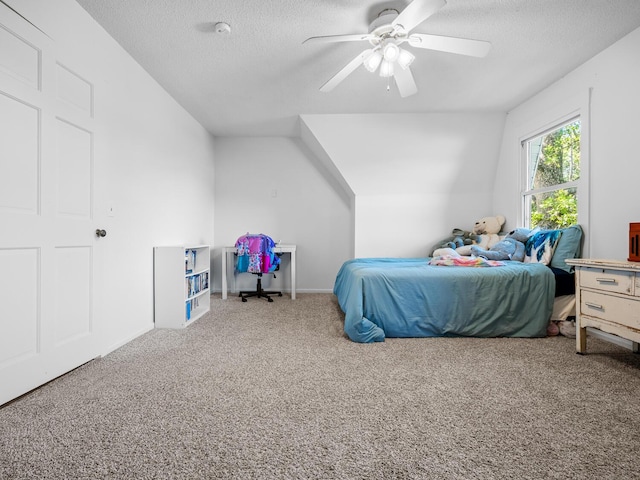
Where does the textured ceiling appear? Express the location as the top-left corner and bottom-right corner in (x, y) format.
(75, 0), (640, 137)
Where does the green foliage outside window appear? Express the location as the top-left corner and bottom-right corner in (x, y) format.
(527, 121), (580, 230)
(531, 189), (577, 229)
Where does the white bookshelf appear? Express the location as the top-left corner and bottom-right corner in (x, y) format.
(154, 245), (210, 328)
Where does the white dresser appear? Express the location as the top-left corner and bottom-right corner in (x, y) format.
(566, 259), (640, 354)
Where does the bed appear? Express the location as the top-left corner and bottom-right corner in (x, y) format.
(334, 258), (555, 342)
(333, 225), (584, 343)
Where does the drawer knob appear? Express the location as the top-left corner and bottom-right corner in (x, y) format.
(596, 277), (617, 284)
(585, 302), (604, 310)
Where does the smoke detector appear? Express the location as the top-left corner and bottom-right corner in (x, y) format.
(214, 22), (231, 34)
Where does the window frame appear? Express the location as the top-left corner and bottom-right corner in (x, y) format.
(513, 88), (591, 256)
(502, 88), (594, 258)
(521, 116), (581, 229)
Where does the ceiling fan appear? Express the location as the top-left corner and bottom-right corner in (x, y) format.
(303, 0), (491, 98)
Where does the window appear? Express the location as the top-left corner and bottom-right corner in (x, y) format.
(522, 118), (580, 229)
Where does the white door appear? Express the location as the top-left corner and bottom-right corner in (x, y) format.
(0, 4), (101, 405)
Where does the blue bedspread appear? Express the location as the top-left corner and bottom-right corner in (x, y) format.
(333, 258), (555, 343)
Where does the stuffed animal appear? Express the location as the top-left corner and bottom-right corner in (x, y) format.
(451, 228), (478, 247)
(470, 227), (536, 262)
(455, 215), (506, 256)
(433, 228), (478, 252)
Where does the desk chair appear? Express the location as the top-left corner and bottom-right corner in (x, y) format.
(239, 270), (282, 302)
(235, 233), (282, 302)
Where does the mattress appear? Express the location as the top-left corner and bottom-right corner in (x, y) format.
(334, 258), (556, 343)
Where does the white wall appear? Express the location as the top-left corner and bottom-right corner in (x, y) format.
(17, 2), (636, 333)
(14, 0), (216, 354)
(213, 137), (351, 293)
(493, 26), (640, 260)
(301, 113), (506, 258)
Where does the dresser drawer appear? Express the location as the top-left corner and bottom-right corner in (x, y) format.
(580, 290), (640, 330)
(580, 267), (634, 295)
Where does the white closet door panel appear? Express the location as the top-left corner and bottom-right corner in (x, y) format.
(0, 3), (101, 406)
(0, 248), (39, 368)
(0, 22), (39, 90)
(56, 119), (92, 219)
(54, 246), (92, 346)
(0, 93), (39, 214)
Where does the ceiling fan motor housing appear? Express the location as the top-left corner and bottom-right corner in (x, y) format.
(368, 9), (408, 48)
(369, 9), (399, 32)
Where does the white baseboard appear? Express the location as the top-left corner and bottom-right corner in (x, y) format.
(295, 289), (334, 294)
(101, 323), (154, 357)
(587, 327), (634, 350)
(211, 288), (334, 294)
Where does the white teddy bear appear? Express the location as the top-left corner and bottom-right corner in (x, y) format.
(433, 215), (506, 257)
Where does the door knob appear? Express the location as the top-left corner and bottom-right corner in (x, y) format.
(95, 229), (107, 238)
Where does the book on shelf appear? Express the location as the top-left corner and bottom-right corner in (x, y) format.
(185, 271), (209, 298)
(185, 249), (196, 274)
(185, 296), (200, 320)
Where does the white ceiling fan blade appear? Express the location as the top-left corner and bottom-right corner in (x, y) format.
(320, 49), (373, 92)
(393, 66), (418, 98)
(303, 33), (372, 45)
(408, 33), (491, 57)
(392, 0), (446, 33)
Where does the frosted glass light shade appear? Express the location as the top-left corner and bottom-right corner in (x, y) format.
(382, 42), (400, 62)
(397, 49), (415, 69)
(363, 50), (383, 73)
(379, 59), (394, 78)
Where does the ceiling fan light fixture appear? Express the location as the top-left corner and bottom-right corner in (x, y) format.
(382, 42), (400, 62)
(397, 48), (415, 69)
(363, 50), (383, 73)
(379, 59), (394, 78)
(304, 0), (491, 97)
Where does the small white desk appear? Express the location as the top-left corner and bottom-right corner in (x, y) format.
(221, 244), (297, 300)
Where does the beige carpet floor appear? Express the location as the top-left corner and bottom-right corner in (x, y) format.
(1, 293), (640, 479)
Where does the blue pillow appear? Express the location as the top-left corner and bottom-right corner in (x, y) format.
(550, 225), (583, 273)
(525, 230), (563, 265)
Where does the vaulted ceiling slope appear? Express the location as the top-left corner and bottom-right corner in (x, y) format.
(75, 0), (640, 137)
